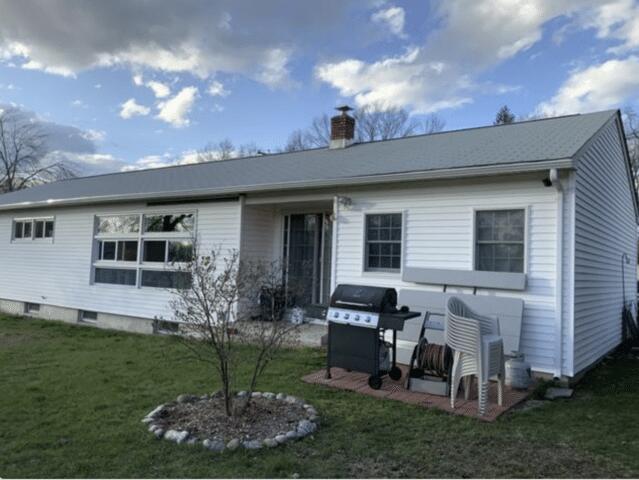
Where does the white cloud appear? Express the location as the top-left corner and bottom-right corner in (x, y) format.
(371, 6), (406, 38)
(119, 98), (150, 119)
(146, 80), (171, 98)
(207, 80), (230, 97)
(71, 99), (87, 108)
(156, 86), (198, 127)
(132, 73), (144, 86)
(0, 1), (366, 88)
(537, 56), (639, 115)
(80, 129), (106, 142)
(579, 0), (639, 54)
(121, 150), (200, 171)
(316, 0), (633, 113)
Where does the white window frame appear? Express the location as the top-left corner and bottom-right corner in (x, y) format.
(91, 209), (197, 289)
(361, 210), (406, 275)
(470, 206), (529, 274)
(11, 216), (55, 243)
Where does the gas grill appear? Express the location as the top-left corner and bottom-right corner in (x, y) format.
(325, 284), (421, 389)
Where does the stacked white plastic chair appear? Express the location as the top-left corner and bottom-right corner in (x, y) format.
(445, 296), (505, 416)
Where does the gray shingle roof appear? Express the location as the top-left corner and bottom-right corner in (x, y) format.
(0, 110), (617, 210)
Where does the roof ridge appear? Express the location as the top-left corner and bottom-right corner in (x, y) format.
(43, 109), (617, 187)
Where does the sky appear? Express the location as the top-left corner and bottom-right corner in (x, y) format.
(1, 0), (639, 175)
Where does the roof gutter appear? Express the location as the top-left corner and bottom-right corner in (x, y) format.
(0, 158), (574, 212)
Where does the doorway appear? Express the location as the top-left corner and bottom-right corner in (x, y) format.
(283, 212), (332, 308)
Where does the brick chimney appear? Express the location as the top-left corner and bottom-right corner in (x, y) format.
(330, 105), (355, 149)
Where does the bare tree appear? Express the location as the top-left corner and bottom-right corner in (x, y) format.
(422, 113), (446, 134)
(167, 245), (298, 417)
(0, 107), (75, 192)
(197, 138), (260, 162)
(623, 107), (639, 185)
(282, 104), (445, 152)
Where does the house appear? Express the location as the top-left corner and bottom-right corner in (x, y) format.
(0, 108), (636, 382)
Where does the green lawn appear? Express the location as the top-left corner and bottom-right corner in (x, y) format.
(1, 316), (638, 478)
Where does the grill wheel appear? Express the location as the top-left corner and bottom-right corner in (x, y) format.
(389, 366), (402, 381)
(368, 375), (382, 390)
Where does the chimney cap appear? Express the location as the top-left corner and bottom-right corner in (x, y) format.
(335, 105), (354, 114)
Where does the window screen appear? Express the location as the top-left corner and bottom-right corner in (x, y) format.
(475, 209), (525, 273)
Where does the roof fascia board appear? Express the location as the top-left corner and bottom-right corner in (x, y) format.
(0, 158), (574, 212)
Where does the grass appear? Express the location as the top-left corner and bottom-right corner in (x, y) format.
(1, 315), (638, 478)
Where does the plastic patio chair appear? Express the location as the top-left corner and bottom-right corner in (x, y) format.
(445, 296), (505, 416)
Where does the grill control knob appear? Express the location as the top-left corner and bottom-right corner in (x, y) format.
(344, 313), (350, 320)
(354, 315), (360, 321)
(333, 312), (339, 318)
(365, 316), (371, 323)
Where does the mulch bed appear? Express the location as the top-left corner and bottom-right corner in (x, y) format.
(153, 396), (308, 442)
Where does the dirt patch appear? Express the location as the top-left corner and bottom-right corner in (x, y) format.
(154, 396), (308, 442)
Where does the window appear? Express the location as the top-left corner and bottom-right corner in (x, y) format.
(143, 240), (193, 263)
(97, 215), (139, 234)
(144, 213), (193, 233)
(94, 267), (137, 286)
(154, 319), (179, 334)
(92, 211), (194, 289)
(141, 270), (192, 289)
(475, 209), (525, 273)
(79, 310), (98, 323)
(365, 213), (402, 271)
(12, 218), (54, 241)
(24, 302), (40, 313)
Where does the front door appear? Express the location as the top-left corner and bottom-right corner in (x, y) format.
(283, 213), (332, 307)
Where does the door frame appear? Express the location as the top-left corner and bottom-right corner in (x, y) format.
(282, 211), (332, 306)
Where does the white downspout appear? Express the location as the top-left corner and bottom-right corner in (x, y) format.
(330, 195), (339, 295)
(550, 168), (564, 379)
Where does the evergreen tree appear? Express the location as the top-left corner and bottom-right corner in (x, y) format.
(494, 105), (516, 125)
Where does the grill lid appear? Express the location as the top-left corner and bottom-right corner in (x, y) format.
(329, 284), (398, 313)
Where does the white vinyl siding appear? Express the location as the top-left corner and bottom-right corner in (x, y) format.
(0, 200), (240, 320)
(240, 205), (278, 261)
(572, 118), (638, 374)
(333, 177), (560, 374)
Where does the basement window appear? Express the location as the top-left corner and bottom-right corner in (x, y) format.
(154, 320), (180, 335)
(24, 302), (40, 314)
(79, 310), (98, 323)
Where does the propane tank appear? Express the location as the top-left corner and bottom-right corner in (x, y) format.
(505, 351), (532, 389)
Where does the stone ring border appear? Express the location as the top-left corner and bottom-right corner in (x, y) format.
(141, 391), (319, 452)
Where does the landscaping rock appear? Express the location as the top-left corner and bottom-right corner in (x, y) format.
(237, 391), (248, 398)
(154, 429), (165, 439)
(545, 387), (574, 400)
(275, 434), (288, 444)
(297, 420), (316, 435)
(141, 417), (155, 424)
(285, 430), (299, 441)
(146, 404), (165, 419)
(306, 407), (318, 416)
(200, 394), (209, 400)
(203, 439), (225, 452)
(177, 394), (197, 404)
(276, 393), (286, 400)
(263, 438), (278, 448)
(285, 395), (299, 404)
(243, 440), (262, 450)
(309, 415), (319, 423)
(251, 391), (262, 398)
(263, 392), (275, 399)
(226, 438), (241, 450)
(186, 437), (198, 445)
(164, 429), (189, 444)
